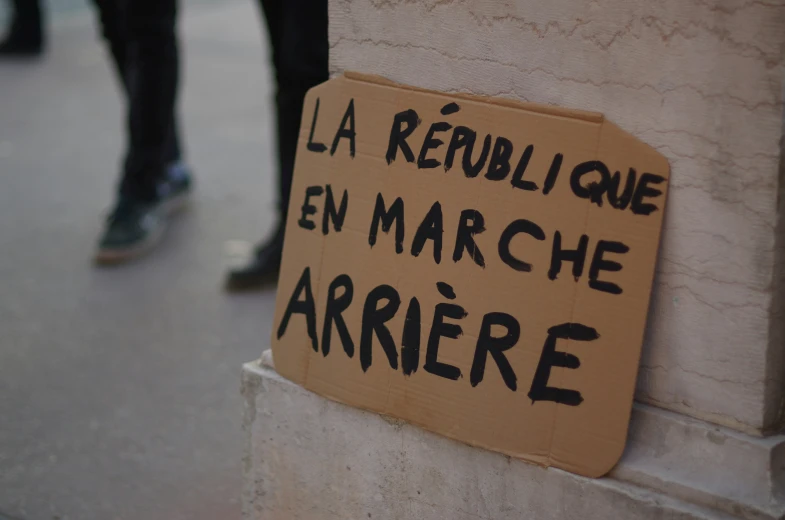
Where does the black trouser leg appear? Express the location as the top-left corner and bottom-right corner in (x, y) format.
(121, 0), (179, 200)
(91, 0), (180, 201)
(8, 0), (40, 25)
(225, 0), (329, 288)
(93, 0), (183, 168)
(90, 0), (128, 86)
(258, 0), (329, 222)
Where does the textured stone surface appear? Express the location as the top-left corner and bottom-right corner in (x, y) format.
(328, 0), (785, 433)
(244, 358), (785, 520)
(612, 404), (785, 520)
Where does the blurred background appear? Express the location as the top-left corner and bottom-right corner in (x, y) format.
(0, 1), (281, 518)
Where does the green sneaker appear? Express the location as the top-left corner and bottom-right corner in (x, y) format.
(94, 197), (167, 265)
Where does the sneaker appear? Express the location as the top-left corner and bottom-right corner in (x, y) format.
(158, 160), (193, 214)
(95, 163), (192, 265)
(94, 197), (167, 265)
(224, 227), (285, 292)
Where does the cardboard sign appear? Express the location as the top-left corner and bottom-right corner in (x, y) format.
(271, 72), (669, 478)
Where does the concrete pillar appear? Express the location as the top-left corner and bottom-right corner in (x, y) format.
(329, 0), (785, 437)
(243, 1), (785, 518)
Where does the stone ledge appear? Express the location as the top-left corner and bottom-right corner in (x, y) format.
(242, 353), (785, 520)
(614, 403), (785, 520)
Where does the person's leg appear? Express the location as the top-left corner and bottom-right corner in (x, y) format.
(91, 0), (128, 84)
(119, 0), (179, 201)
(273, 0), (329, 221)
(94, 0), (188, 264)
(91, 0), (186, 188)
(0, 0), (44, 56)
(225, 0), (329, 290)
(257, 0), (283, 214)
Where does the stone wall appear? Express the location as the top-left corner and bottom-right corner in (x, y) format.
(328, 0), (785, 433)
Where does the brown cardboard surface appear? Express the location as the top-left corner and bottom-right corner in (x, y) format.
(271, 73), (670, 478)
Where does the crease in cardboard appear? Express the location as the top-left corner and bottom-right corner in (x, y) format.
(293, 85), (331, 393)
(547, 118), (606, 471)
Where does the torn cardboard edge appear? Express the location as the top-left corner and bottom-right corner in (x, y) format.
(271, 71), (670, 478)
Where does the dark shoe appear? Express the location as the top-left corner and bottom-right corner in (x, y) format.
(224, 230), (284, 292)
(94, 197), (167, 265)
(0, 18), (44, 57)
(158, 160), (193, 213)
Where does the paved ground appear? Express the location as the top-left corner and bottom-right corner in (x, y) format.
(0, 1), (280, 519)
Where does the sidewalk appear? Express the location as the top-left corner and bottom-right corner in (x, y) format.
(0, 2), (277, 519)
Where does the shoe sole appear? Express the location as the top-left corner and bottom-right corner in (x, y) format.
(93, 191), (191, 266)
(161, 191), (191, 215)
(93, 223), (167, 266)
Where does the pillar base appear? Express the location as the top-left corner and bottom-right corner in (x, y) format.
(242, 352), (785, 520)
